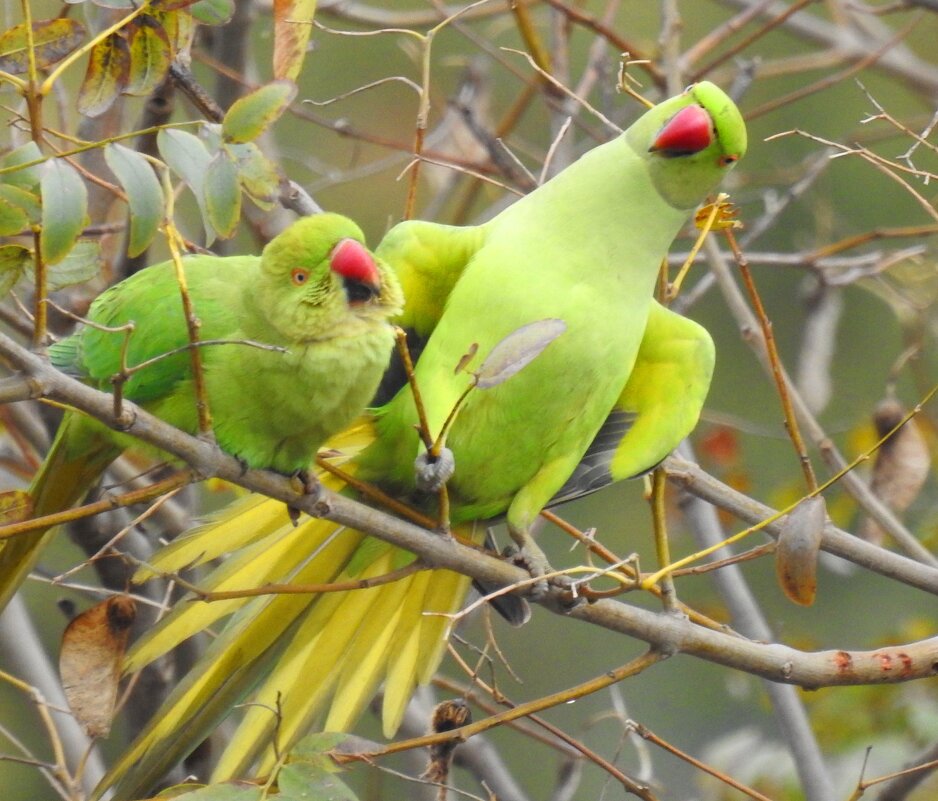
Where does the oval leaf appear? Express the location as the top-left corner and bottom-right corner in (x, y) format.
(475, 319), (567, 390)
(0, 244), (32, 298)
(78, 34), (130, 117)
(273, 0), (318, 81)
(0, 194), (28, 236)
(204, 151), (241, 239)
(222, 80), (297, 144)
(226, 141), (279, 208)
(1, 141), (43, 190)
(59, 596), (137, 738)
(40, 159), (88, 265)
(775, 496), (826, 606)
(47, 240), (102, 291)
(105, 143), (164, 256)
(278, 763), (357, 801)
(0, 18), (86, 73)
(157, 128), (215, 244)
(189, 0), (235, 25)
(0, 184), (42, 224)
(125, 17), (172, 97)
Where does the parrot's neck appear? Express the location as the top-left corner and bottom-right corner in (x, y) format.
(489, 135), (690, 283)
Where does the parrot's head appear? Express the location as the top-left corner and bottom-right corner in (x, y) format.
(626, 81), (747, 210)
(258, 213), (403, 341)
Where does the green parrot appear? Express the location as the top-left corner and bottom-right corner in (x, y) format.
(103, 82), (746, 797)
(0, 213), (403, 612)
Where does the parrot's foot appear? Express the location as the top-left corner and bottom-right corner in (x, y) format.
(414, 447), (456, 494)
(286, 469), (320, 526)
(290, 468), (319, 495)
(505, 536), (583, 608)
(504, 535), (554, 600)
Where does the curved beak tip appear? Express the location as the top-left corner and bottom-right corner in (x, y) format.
(650, 104), (713, 156)
(330, 239), (380, 287)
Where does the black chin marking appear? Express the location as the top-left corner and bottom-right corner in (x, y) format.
(344, 278), (379, 304)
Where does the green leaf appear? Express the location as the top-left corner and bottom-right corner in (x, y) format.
(475, 318), (567, 389)
(78, 33), (130, 117)
(40, 159), (88, 265)
(189, 0), (235, 25)
(273, 0), (318, 81)
(277, 763), (359, 801)
(204, 150), (241, 239)
(226, 142), (280, 209)
(157, 128), (215, 245)
(104, 143), (164, 257)
(0, 184), (42, 224)
(290, 732), (351, 764)
(222, 80), (297, 144)
(0, 194), (28, 236)
(0, 18), (86, 74)
(125, 16), (172, 97)
(1, 141), (43, 190)
(47, 240), (101, 291)
(0, 244), (31, 298)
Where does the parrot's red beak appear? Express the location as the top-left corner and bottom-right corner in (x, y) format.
(650, 104), (712, 156)
(330, 238), (381, 303)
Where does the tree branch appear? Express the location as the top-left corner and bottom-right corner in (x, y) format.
(3, 330), (938, 689)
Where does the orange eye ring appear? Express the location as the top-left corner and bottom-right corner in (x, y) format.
(719, 154), (738, 166)
(291, 268), (310, 286)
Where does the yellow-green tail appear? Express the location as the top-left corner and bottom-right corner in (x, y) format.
(104, 422), (481, 799)
(0, 411), (120, 611)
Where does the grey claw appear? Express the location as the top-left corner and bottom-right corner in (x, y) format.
(414, 447), (456, 493)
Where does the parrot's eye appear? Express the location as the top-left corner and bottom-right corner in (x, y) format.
(291, 268), (310, 286)
(719, 154), (738, 166)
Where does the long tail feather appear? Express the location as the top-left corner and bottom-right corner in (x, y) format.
(0, 412), (120, 611)
(111, 420), (484, 798)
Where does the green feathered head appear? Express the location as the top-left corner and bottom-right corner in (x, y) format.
(626, 81), (747, 209)
(258, 213), (403, 340)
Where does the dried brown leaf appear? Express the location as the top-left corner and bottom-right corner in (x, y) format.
(858, 399), (931, 545)
(59, 595), (137, 738)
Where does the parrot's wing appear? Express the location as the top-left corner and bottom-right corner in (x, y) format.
(371, 220), (486, 404)
(377, 219), (485, 337)
(608, 301), (715, 480)
(548, 408), (638, 506)
(55, 256), (245, 403)
(549, 301), (715, 503)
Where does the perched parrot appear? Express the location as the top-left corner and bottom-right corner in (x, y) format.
(0, 213), (402, 613)
(102, 82), (746, 798)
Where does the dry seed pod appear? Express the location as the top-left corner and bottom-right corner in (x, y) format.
(776, 496), (827, 606)
(858, 399), (930, 545)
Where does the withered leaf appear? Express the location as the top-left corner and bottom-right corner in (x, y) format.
(273, 0), (318, 81)
(858, 399), (930, 545)
(475, 319), (566, 389)
(59, 595), (137, 738)
(78, 33), (131, 117)
(0, 19), (86, 74)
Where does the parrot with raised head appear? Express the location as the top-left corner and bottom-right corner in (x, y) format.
(0, 213), (402, 613)
(102, 82), (746, 798)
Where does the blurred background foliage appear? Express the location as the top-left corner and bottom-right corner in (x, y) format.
(1, 1), (938, 800)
